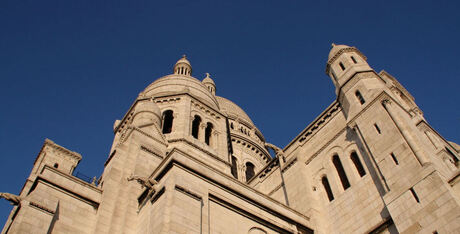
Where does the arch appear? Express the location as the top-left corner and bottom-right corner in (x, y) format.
(245, 162), (255, 182)
(248, 227), (267, 234)
(205, 122), (213, 145)
(333, 155), (350, 190)
(191, 115), (201, 139)
(355, 90), (365, 105)
(231, 156), (238, 179)
(350, 151), (366, 177)
(321, 175), (334, 201)
(162, 110), (174, 134)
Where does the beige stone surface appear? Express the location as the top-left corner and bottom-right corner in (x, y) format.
(2, 47), (460, 234)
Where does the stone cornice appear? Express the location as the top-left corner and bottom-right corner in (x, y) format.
(33, 139), (82, 167)
(168, 138), (231, 167)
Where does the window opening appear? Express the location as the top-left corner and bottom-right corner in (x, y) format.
(231, 156), (238, 179)
(205, 122), (213, 145)
(162, 110), (174, 134)
(245, 162), (255, 182)
(191, 115), (201, 139)
(351, 56), (357, 64)
(374, 123), (381, 134)
(446, 147), (459, 166)
(333, 155), (350, 190)
(322, 176), (334, 201)
(350, 152), (366, 177)
(339, 62), (346, 71)
(391, 153), (399, 165)
(355, 90), (365, 105)
(230, 122), (234, 129)
(53, 163), (59, 169)
(410, 188), (420, 203)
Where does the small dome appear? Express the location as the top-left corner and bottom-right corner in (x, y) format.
(133, 100), (162, 127)
(328, 43), (350, 61)
(174, 55), (192, 76)
(175, 55), (191, 66)
(202, 73), (215, 86)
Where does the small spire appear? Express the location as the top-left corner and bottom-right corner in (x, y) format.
(182, 54), (187, 59)
(331, 43), (336, 47)
(205, 72), (210, 78)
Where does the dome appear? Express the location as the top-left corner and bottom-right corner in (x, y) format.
(133, 100), (162, 127)
(216, 96), (254, 126)
(175, 55), (191, 66)
(328, 43), (350, 61)
(143, 74), (220, 109)
(202, 73), (215, 86)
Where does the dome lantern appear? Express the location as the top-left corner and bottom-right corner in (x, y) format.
(202, 73), (216, 95)
(173, 55), (192, 76)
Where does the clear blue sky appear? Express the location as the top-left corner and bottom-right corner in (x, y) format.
(1, 0), (459, 224)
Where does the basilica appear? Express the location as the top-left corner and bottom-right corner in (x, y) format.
(2, 44), (460, 233)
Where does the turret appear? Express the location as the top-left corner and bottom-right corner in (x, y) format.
(202, 73), (216, 95)
(173, 55), (192, 76)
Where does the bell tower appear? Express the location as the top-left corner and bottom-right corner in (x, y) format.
(326, 44), (387, 119)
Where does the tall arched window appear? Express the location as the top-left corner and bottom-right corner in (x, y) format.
(231, 156), (238, 179)
(191, 115), (201, 139)
(322, 176), (334, 201)
(205, 122), (213, 145)
(333, 155), (350, 190)
(355, 90), (365, 105)
(350, 152), (366, 177)
(245, 162), (255, 182)
(162, 110), (174, 134)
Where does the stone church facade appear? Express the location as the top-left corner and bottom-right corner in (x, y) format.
(2, 44), (460, 233)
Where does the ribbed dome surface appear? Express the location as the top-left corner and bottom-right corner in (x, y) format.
(216, 96), (254, 126)
(143, 74), (219, 109)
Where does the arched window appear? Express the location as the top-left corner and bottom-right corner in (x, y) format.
(191, 115), (201, 139)
(205, 122), (213, 145)
(333, 155), (350, 190)
(322, 176), (334, 201)
(350, 152), (366, 177)
(230, 122), (234, 129)
(355, 90), (365, 105)
(231, 156), (238, 179)
(245, 162), (255, 182)
(162, 110), (174, 134)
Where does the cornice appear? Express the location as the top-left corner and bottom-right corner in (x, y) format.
(325, 47), (367, 74)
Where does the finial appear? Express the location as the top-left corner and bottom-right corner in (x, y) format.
(331, 43), (336, 47)
(182, 54), (186, 59)
(205, 72), (210, 78)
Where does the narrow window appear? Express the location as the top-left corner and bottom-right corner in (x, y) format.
(390, 153), (399, 165)
(231, 156), (238, 179)
(230, 122), (234, 129)
(333, 155), (350, 190)
(410, 188), (420, 203)
(355, 90), (365, 104)
(374, 123), (381, 134)
(350, 152), (366, 177)
(446, 147), (459, 166)
(351, 56), (357, 64)
(53, 163), (59, 169)
(245, 162), (255, 182)
(205, 122), (213, 145)
(339, 62), (345, 71)
(162, 110), (174, 134)
(322, 176), (334, 201)
(191, 115), (201, 139)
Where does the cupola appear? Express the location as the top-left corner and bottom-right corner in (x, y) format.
(202, 73), (216, 95)
(173, 55), (192, 76)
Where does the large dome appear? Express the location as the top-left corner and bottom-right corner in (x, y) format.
(143, 74), (220, 109)
(216, 96), (254, 126)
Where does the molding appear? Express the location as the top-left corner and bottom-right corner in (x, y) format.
(29, 201), (55, 215)
(281, 157), (298, 173)
(267, 183), (284, 196)
(325, 46), (367, 74)
(140, 145), (164, 159)
(168, 138), (231, 167)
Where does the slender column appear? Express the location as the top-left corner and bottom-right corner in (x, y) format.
(382, 99), (429, 166)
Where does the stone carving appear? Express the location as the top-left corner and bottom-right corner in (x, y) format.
(127, 174), (158, 190)
(0, 192), (21, 205)
(265, 143), (286, 163)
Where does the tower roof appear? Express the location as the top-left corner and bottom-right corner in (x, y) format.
(328, 43), (350, 60)
(175, 55), (191, 66)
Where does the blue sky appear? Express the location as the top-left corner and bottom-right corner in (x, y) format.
(1, 0), (459, 224)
